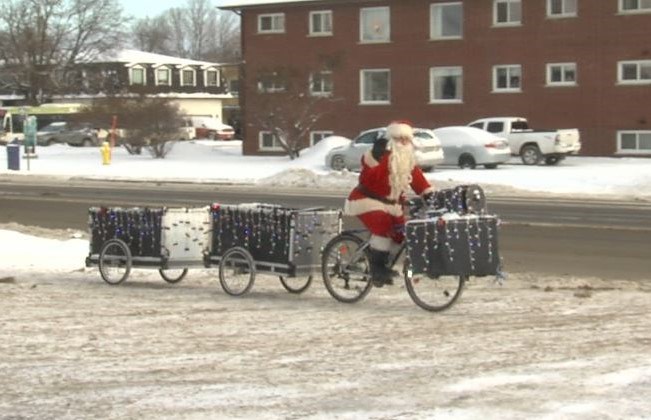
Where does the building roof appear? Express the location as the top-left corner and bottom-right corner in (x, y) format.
(219, 0), (326, 9)
(94, 49), (222, 68)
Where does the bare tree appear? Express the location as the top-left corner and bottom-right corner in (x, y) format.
(251, 65), (340, 159)
(0, 0), (128, 104)
(130, 0), (240, 62)
(74, 96), (185, 158)
(132, 16), (171, 54)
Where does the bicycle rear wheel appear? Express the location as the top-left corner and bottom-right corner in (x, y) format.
(321, 234), (373, 303)
(404, 269), (466, 312)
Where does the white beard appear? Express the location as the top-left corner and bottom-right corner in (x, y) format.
(388, 141), (416, 200)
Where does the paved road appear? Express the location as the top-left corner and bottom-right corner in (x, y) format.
(1, 177), (650, 280)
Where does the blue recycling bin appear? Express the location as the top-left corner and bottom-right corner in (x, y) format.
(7, 144), (20, 170)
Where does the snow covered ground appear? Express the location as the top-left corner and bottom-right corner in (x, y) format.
(1, 140), (650, 418)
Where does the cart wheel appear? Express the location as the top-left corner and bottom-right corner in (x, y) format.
(279, 275), (313, 294)
(159, 268), (188, 283)
(219, 247), (255, 296)
(98, 239), (132, 285)
(404, 268), (466, 312)
(321, 233), (373, 303)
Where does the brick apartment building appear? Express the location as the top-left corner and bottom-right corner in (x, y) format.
(220, 0), (651, 157)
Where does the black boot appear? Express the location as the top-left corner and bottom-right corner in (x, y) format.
(369, 249), (394, 287)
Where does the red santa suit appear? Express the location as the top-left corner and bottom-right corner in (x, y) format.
(344, 144), (433, 248)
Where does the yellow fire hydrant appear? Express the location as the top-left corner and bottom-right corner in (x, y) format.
(100, 141), (111, 165)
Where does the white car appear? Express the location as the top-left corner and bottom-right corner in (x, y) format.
(325, 127), (444, 172)
(433, 126), (512, 169)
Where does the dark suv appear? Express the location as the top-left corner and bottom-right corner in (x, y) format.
(36, 122), (98, 147)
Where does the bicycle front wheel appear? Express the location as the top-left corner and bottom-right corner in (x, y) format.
(404, 269), (466, 312)
(321, 234), (373, 303)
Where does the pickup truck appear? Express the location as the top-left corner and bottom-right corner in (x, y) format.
(468, 117), (581, 165)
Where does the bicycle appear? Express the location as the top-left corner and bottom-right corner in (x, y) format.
(321, 186), (500, 312)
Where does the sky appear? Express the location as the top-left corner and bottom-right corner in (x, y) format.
(120, 0), (230, 19)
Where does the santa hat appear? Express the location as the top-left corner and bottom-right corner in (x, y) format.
(386, 120), (414, 140)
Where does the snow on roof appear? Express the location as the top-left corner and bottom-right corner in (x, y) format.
(95, 49), (221, 67)
(219, 0), (323, 9)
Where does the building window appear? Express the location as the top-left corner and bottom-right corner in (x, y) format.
(430, 2), (463, 39)
(618, 60), (651, 84)
(618, 131), (651, 154)
(258, 13), (285, 33)
(205, 69), (219, 87)
(493, 65), (522, 92)
(257, 73), (286, 93)
(309, 10), (332, 36)
(310, 131), (333, 146)
(259, 131), (283, 151)
(546, 63), (577, 86)
(229, 80), (239, 96)
(310, 71), (333, 96)
(155, 67), (170, 86)
(181, 68), (196, 86)
(360, 7), (390, 43)
(547, 0), (577, 17)
(619, 0), (651, 13)
(494, 0), (522, 25)
(129, 66), (146, 85)
(360, 69), (390, 104)
(430, 66), (463, 103)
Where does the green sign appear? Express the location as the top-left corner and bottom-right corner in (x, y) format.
(24, 115), (37, 148)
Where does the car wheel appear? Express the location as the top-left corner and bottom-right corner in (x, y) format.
(330, 155), (346, 171)
(545, 156), (561, 165)
(521, 145), (542, 165)
(208, 131), (216, 140)
(420, 166), (433, 172)
(46, 139), (56, 146)
(484, 163), (498, 169)
(81, 138), (93, 147)
(458, 154), (476, 169)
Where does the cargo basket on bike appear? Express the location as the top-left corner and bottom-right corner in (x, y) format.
(405, 214), (501, 277)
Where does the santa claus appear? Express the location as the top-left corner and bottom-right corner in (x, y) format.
(344, 120), (435, 287)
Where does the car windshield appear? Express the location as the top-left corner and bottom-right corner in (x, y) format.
(39, 122), (66, 132)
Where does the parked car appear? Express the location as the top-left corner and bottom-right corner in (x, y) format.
(325, 127), (444, 172)
(185, 117), (235, 140)
(468, 117), (581, 165)
(432, 126), (511, 169)
(36, 122), (99, 147)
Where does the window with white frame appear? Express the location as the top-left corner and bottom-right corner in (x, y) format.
(430, 2), (463, 39)
(258, 13), (285, 33)
(309, 10), (332, 35)
(494, 0), (522, 25)
(257, 73), (286, 92)
(155, 67), (171, 86)
(547, 0), (577, 17)
(310, 131), (333, 146)
(205, 68), (219, 87)
(181, 68), (196, 86)
(129, 65), (146, 85)
(360, 69), (390, 104)
(546, 63), (577, 86)
(360, 7), (390, 43)
(619, 0), (651, 13)
(493, 65), (522, 91)
(259, 131), (283, 150)
(618, 60), (651, 84)
(430, 66), (463, 103)
(618, 131), (651, 153)
(310, 71), (333, 96)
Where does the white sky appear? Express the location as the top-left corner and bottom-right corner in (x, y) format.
(121, 0), (232, 19)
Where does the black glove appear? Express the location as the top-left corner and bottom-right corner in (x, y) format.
(371, 137), (388, 161)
